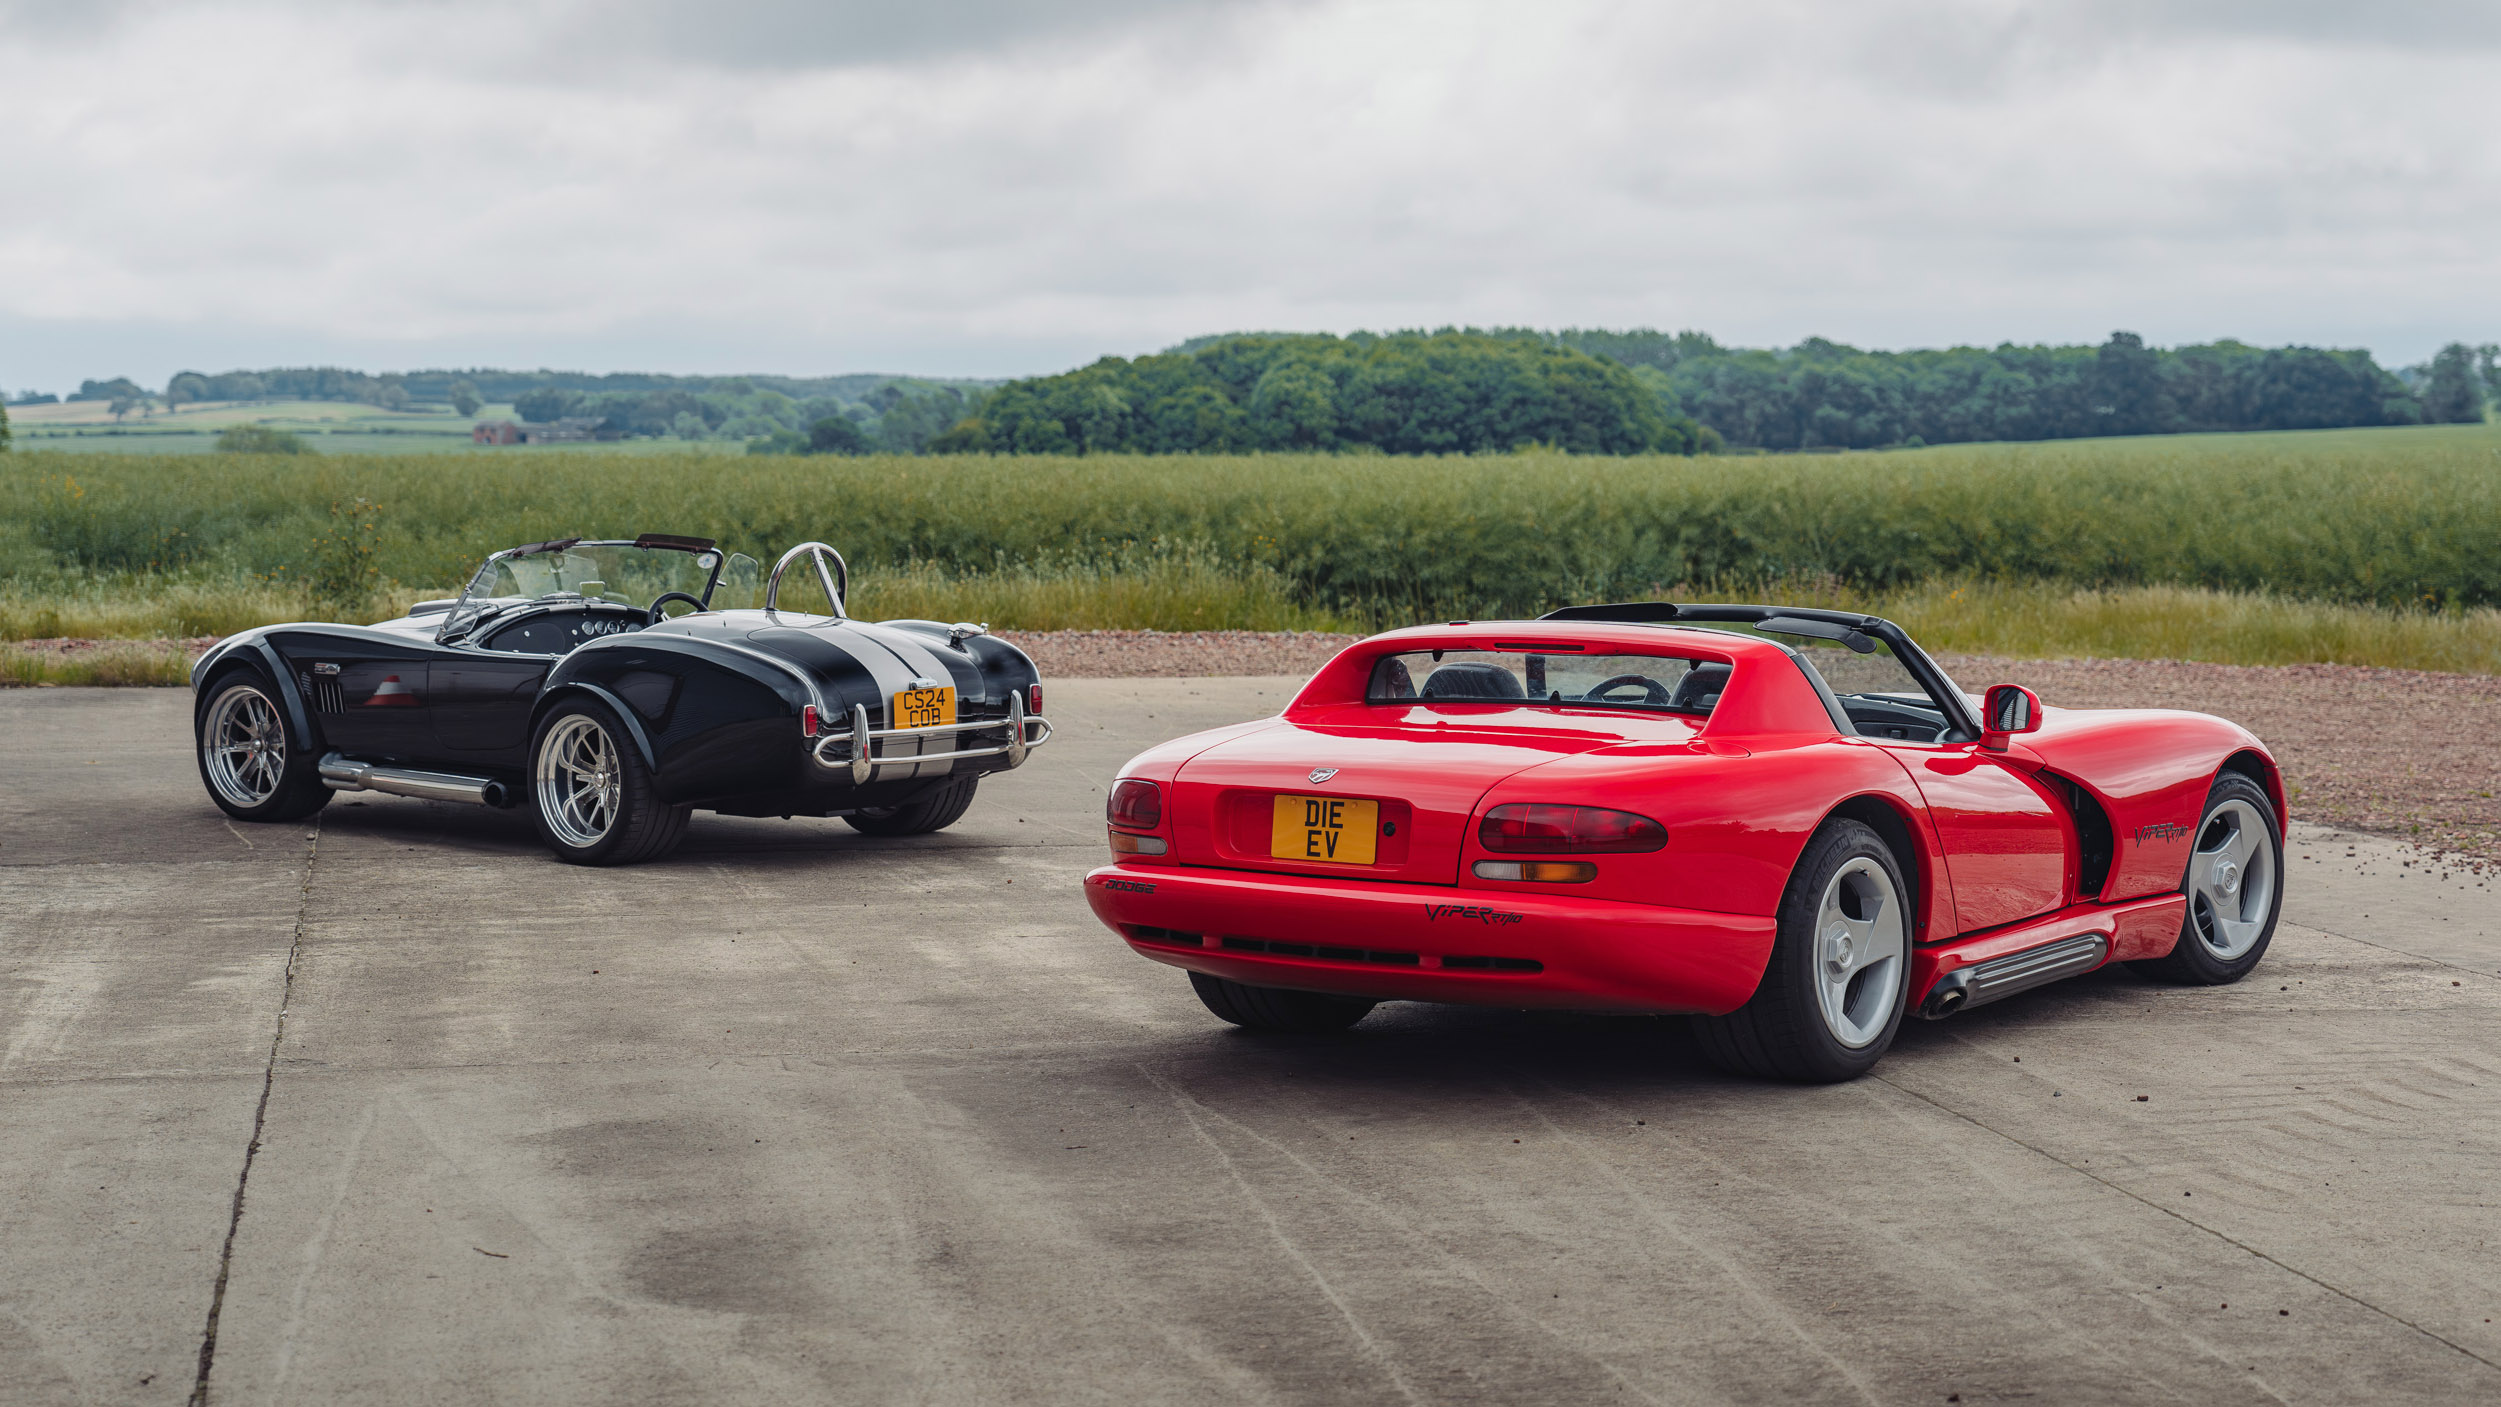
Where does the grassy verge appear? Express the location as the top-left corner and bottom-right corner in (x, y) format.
(1, 640), (199, 687)
(0, 551), (1352, 644)
(1816, 579), (2501, 674)
(9, 572), (2501, 684)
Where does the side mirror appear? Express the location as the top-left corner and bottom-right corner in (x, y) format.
(1981, 684), (2042, 750)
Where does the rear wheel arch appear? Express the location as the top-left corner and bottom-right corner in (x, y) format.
(1823, 795), (1930, 942)
(1693, 816), (1912, 1081)
(531, 683), (659, 772)
(527, 695), (691, 865)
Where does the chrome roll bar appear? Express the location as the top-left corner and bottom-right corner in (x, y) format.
(765, 542), (849, 618)
(813, 692), (1052, 782)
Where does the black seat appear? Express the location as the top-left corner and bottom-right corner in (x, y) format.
(1670, 663), (1731, 712)
(1420, 663), (1526, 700)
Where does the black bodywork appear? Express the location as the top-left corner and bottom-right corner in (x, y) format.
(190, 540), (1044, 820)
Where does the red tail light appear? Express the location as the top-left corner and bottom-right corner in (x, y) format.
(1478, 804), (1666, 854)
(1028, 683), (1044, 715)
(801, 705), (820, 737)
(1108, 778), (1163, 831)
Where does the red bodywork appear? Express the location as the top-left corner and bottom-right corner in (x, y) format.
(1085, 621), (2283, 1017)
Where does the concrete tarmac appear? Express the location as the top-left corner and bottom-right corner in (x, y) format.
(3, 679), (2499, 1406)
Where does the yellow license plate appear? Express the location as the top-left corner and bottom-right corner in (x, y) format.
(1270, 794), (1379, 865)
(892, 685), (956, 729)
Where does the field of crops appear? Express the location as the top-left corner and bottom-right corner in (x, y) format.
(2, 399), (768, 456)
(4, 421), (2499, 670)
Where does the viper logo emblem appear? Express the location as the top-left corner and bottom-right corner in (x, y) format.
(1307, 767), (1339, 784)
(1425, 904), (1522, 925)
(2132, 822), (2192, 844)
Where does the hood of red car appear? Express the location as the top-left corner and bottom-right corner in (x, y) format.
(1168, 702), (1700, 884)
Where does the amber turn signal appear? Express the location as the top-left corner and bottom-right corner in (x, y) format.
(1110, 831), (1168, 856)
(1473, 859), (1596, 883)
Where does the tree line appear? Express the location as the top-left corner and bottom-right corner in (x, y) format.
(948, 329), (2492, 456)
(1546, 330), (2491, 450)
(928, 331), (1715, 456)
(511, 380), (980, 454)
(16, 332), (2492, 458)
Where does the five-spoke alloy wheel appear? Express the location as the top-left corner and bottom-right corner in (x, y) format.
(1811, 856), (1907, 1050)
(2135, 772), (2282, 984)
(1695, 818), (1911, 1082)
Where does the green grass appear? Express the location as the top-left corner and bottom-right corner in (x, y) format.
(8, 575), (2498, 681)
(0, 641), (197, 687)
(0, 551), (1350, 643)
(6, 421), (2501, 674)
(1797, 579), (2501, 674)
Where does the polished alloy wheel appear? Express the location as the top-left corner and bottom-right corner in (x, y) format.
(536, 715), (620, 848)
(2188, 797), (2276, 960)
(204, 684), (287, 808)
(1813, 856), (1905, 1049)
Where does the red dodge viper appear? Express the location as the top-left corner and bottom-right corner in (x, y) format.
(1084, 603), (2286, 1082)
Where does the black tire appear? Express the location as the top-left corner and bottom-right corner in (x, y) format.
(844, 775), (979, 836)
(1693, 819), (1911, 1083)
(527, 698), (690, 866)
(2130, 772), (2282, 985)
(1188, 972), (1376, 1033)
(195, 666), (333, 822)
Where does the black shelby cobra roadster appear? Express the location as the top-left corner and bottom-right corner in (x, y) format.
(190, 535), (1051, 864)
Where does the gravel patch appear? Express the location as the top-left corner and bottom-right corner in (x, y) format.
(997, 629), (1364, 679)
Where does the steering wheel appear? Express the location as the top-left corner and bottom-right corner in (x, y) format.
(1582, 673), (1672, 706)
(647, 591), (707, 626)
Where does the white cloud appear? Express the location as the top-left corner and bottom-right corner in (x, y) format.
(1, 0), (2494, 390)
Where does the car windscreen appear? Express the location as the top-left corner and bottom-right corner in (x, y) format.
(1685, 624), (1959, 741)
(440, 543), (723, 638)
(1366, 649), (1731, 715)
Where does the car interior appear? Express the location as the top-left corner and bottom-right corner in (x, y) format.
(1373, 638), (1964, 742)
(475, 601), (657, 655)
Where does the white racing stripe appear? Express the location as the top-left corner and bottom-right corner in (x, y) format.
(836, 622), (962, 782)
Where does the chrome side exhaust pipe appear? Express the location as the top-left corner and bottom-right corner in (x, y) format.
(1918, 932), (2108, 1020)
(320, 753), (517, 808)
(1920, 976), (1971, 1018)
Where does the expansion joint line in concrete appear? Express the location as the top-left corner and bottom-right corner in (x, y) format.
(188, 817), (321, 1407)
(1872, 1072), (2501, 1379)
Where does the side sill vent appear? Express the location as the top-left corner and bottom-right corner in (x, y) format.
(1219, 936), (1423, 967)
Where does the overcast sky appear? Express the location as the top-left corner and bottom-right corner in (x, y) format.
(2, 0), (2494, 390)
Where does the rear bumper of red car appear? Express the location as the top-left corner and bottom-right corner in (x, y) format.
(1085, 864), (1776, 1016)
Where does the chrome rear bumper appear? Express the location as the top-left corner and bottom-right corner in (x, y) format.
(809, 692), (1052, 784)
